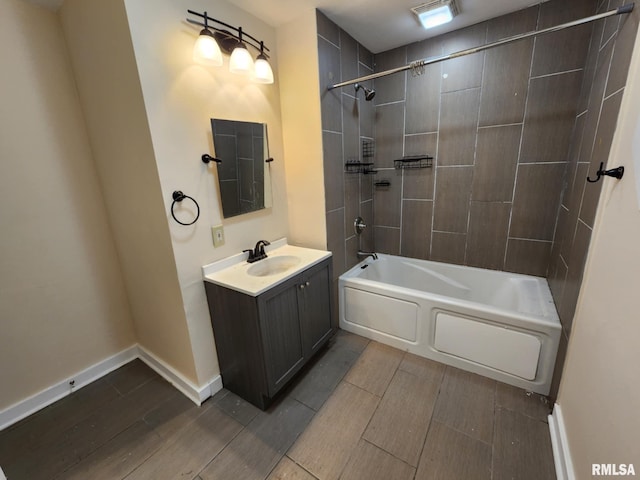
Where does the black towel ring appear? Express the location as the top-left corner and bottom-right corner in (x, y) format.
(171, 191), (200, 226)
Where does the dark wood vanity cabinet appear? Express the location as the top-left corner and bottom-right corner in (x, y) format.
(204, 257), (334, 409)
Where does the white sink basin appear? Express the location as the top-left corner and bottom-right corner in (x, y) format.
(247, 255), (301, 277)
(202, 239), (332, 297)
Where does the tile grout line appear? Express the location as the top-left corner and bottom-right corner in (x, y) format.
(491, 380), (498, 480)
(465, 24), (488, 266)
(183, 405), (247, 480)
(412, 362), (448, 477)
(352, 350), (428, 475)
(334, 342), (397, 480)
(503, 4), (540, 271)
(361, 437), (419, 473)
(282, 333), (371, 475)
(283, 454), (321, 480)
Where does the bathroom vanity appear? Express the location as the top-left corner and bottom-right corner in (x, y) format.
(202, 241), (334, 409)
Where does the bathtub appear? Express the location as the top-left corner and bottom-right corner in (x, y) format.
(339, 254), (561, 395)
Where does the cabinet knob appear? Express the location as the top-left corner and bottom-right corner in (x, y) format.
(299, 284), (305, 290)
(305, 281), (310, 286)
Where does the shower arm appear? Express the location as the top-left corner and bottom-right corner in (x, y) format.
(328, 3), (634, 91)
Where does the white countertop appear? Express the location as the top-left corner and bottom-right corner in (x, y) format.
(202, 238), (332, 297)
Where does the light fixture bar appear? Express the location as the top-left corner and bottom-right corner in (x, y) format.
(186, 10), (270, 57)
(329, 3), (634, 90)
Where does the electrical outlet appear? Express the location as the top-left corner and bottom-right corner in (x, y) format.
(212, 225), (225, 248)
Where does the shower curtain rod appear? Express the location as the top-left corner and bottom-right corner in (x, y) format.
(328, 3), (634, 90)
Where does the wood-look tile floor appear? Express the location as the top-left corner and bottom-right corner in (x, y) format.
(0, 330), (556, 480)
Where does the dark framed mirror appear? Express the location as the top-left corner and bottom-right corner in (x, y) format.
(211, 119), (272, 218)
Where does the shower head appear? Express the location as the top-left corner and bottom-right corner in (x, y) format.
(354, 83), (376, 101)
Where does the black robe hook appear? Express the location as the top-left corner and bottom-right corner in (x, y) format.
(587, 162), (624, 183)
(202, 154), (222, 164)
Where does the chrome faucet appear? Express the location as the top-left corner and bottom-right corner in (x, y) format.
(357, 250), (378, 261)
(244, 240), (271, 263)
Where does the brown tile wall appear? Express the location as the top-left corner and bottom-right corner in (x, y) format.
(371, 0), (595, 277)
(317, 11), (376, 322)
(317, 0), (638, 398)
(547, 0), (639, 398)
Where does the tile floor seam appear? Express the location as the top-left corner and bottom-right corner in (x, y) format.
(109, 383), (126, 398)
(491, 410), (497, 480)
(360, 437), (418, 472)
(413, 417), (436, 478)
(210, 400), (256, 426)
(290, 344), (367, 413)
(491, 380), (497, 480)
(353, 355), (402, 446)
(331, 345), (401, 480)
(122, 450), (154, 480)
(341, 377), (382, 397)
(37, 393), (162, 480)
(437, 420), (495, 448)
(284, 454), (321, 480)
(293, 396), (322, 412)
(53, 425), (166, 480)
(363, 370), (442, 468)
(335, 437), (365, 480)
(150, 399), (217, 446)
(141, 392), (187, 433)
(188, 414), (245, 480)
(279, 335), (370, 466)
(117, 374), (159, 397)
(405, 359), (447, 478)
(261, 450), (290, 480)
(494, 404), (551, 424)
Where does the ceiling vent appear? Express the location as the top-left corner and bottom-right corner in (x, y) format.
(411, 0), (459, 29)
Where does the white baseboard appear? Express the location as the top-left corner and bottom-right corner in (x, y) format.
(0, 345), (222, 431)
(549, 403), (575, 480)
(137, 345), (222, 405)
(0, 346), (138, 431)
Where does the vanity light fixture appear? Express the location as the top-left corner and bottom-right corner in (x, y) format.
(411, 0), (459, 30)
(187, 10), (274, 84)
(254, 42), (274, 84)
(193, 13), (223, 66)
(229, 28), (254, 75)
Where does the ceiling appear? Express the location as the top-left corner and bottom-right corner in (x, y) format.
(26, 0), (546, 53)
(232, 0), (547, 53)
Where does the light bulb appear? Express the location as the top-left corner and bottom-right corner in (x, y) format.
(253, 54), (274, 84)
(193, 29), (223, 67)
(229, 44), (254, 75)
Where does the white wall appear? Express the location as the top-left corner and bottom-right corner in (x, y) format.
(1, 0), (324, 411)
(123, 0), (290, 383)
(278, 8), (327, 250)
(60, 0), (200, 383)
(557, 20), (640, 477)
(0, 0), (135, 410)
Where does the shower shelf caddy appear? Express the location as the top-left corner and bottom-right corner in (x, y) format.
(345, 161), (377, 174)
(394, 155), (433, 169)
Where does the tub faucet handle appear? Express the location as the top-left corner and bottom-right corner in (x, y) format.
(357, 250), (378, 260)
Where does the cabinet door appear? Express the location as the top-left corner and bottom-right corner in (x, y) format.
(299, 260), (334, 357)
(259, 278), (305, 396)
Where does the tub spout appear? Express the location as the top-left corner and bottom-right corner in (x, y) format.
(357, 251), (378, 260)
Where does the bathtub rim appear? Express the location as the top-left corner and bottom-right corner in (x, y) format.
(340, 254), (561, 329)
